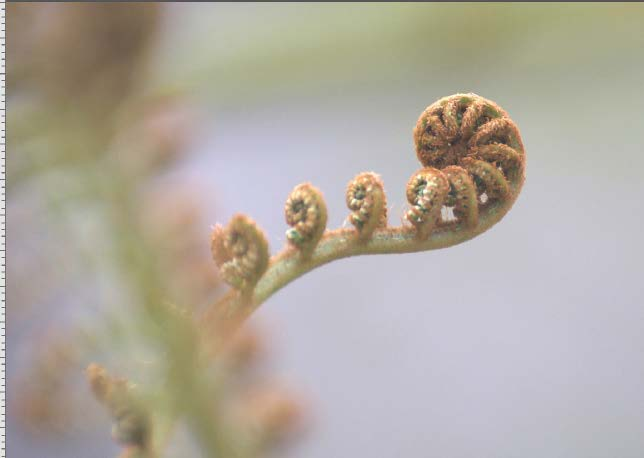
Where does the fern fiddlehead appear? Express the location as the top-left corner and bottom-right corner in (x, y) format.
(205, 93), (526, 335)
(412, 93), (524, 229)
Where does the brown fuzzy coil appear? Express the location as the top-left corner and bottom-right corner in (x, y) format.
(211, 214), (270, 291)
(406, 93), (525, 236)
(284, 183), (327, 254)
(346, 172), (387, 239)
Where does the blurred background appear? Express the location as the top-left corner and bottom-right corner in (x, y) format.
(7, 3), (644, 457)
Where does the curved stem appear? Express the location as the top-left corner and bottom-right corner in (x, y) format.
(203, 183), (521, 339)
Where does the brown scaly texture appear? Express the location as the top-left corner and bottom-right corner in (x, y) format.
(285, 183), (328, 255)
(346, 172), (387, 240)
(211, 214), (270, 291)
(406, 93), (525, 234)
(443, 166), (479, 228)
(405, 168), (450, 238)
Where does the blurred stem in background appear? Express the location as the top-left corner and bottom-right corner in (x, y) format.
(9, 3), (302, 457)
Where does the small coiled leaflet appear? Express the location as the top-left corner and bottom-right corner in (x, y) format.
(211, 214), (270, 291)
(284, 183), (327, 255)
(346, 172), (387, 240)
(405, 168), (449, 238)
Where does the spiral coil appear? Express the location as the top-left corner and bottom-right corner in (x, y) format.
(406, 93), (525, 235)
(346, 172), (387, 239)
(211, 214), (270, 291)
(284, 183), (327, 254)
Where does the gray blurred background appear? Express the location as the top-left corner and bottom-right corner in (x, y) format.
(8, 3), (644, 457)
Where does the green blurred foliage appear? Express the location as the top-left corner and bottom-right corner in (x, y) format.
(153, 4), (644, 102)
